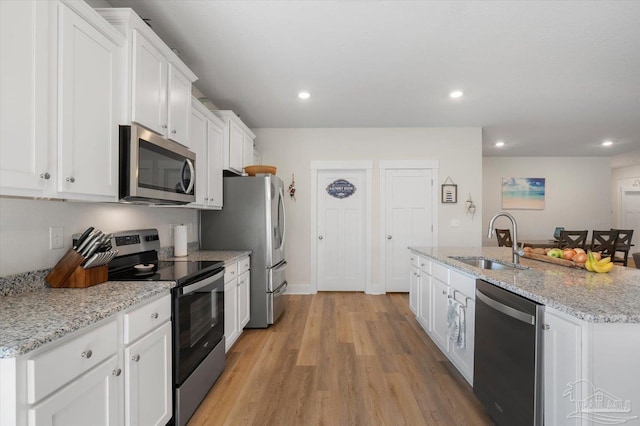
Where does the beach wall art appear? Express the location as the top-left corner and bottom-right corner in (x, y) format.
(501, 177), (545, 210)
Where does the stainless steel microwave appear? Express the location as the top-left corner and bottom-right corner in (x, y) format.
(119, 124), (196, 204)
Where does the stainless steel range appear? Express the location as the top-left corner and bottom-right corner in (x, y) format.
(106, 229), (225, 426)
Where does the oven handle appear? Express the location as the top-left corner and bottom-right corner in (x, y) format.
(182, 270), (224, 295)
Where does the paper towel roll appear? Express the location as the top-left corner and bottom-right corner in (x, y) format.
(174, 225), (188, 257)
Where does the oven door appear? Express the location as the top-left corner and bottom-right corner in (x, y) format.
(173, 269), (224, 385)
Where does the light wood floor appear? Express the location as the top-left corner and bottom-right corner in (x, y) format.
(188, 292), (492, 425)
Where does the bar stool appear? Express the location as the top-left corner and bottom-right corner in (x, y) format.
(558, 230), (588, 249)
(495, 229), (513, 247)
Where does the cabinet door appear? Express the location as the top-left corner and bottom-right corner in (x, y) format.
(449, 297), (475, 385)
(28, 356), (119, 426)
(132, 30), (167, 137)
(543, 309), (583, 426)
(224, 279), (239, 352)
(418, 273), (431, 332)
(228, 121), (244, 174)
(189, 105), (207, 207)
(243, 133), (254, 169)
(207, 121), (224, 209)
(0, 0), (50, 196)
(167, 65), (191, 146)
(124, 322), (172, 426)
(238, 271), (251, 329)
(409, 265), (419, 315)
(57, 3), (119, 199)
(430, 278), (450, 353)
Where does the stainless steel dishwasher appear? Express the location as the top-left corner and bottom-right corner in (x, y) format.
(473, 279), (543, 426)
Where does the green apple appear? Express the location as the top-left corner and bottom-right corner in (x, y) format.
(547, 248), (563, 258)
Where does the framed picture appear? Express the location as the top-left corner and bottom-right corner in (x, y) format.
(502, 177), (545, 210)
(441, 183), (457, 203)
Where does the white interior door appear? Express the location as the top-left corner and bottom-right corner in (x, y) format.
(385, 169), (433, 292)
(621, 187), (640, 246)
(317, 170), (366, 291)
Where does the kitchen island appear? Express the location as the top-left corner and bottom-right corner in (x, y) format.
(409, 246), (640, 425)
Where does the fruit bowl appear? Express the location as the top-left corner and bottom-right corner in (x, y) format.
(244, 165), (277, 176)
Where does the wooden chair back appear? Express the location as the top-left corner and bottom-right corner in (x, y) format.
(611, 229), (634, 266)
(495, 229), (513, 247)
(590, 230), (618, 258)
(559, 230), (588, 249)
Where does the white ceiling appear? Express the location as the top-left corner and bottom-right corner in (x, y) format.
(106, 0), (640, 162)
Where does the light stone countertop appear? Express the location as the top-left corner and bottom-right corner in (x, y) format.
(410, 246), (640, 324)
(164, 250), (251, 266)
(0, 281), (174, 359)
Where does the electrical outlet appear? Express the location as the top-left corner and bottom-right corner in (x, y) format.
(50, 226), (64, 249)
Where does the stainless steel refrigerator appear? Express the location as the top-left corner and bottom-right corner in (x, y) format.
(200, 175), (287, 328)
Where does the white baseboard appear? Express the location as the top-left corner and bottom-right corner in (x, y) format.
(284, 283), (315, 295)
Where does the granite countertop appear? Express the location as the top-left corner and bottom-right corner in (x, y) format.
(0, 281), (174, 359)
(164, 250), (251, 266)
(409, 246), (640, 324)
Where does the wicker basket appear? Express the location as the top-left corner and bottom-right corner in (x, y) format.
(244, 165), (276, 176)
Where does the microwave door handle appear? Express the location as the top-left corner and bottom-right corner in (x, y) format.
(180, 159), (195, 194)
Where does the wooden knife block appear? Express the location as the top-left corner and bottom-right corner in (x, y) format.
(46, 249), (108, 288)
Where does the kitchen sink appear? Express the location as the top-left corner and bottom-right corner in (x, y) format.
(449, 256), (528, 271)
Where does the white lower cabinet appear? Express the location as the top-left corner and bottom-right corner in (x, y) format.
(224, 255), (251, 352)
(0, 293), (171, 426)
(408, 251), (475, 386)
(409, 264), (419, 315)
(28, 356), (120, 426)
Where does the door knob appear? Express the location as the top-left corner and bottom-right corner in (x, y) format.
(66, 176), (75, 183)
(40, 172), (50, 180)
(387, 235), (392, 240)
(318, 235), (323, 240)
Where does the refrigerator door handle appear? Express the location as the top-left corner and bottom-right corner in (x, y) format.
(279, 186), (286, 249)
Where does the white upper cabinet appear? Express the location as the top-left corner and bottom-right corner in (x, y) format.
(57, 2), (122, 200)
(97, 8), (198, 148)
(213, 110), (256, 175)
(190, 98), (224, 209)
(0, 1), (50, 197)
(1, 0), (124, 202)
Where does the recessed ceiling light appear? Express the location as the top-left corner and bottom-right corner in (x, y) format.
(298, 91), (310, 100)
(495, 141), (505, 147)
(602, 140), (613, 147)
(449, 90), (464, 99)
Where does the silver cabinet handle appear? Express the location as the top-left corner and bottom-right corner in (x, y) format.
(66, 176), (75, 183)
(442, 290), (447, 295)
(151, 312), (158, 319)
(318, 235), (323, 240)
(387, 235), (392, 240)
(542, 324), (550, 330)
(112, 368), (122, 376)
(132, 355), (140, 362)
(81, 350), (92, 359)
(40, 172), (50, 180)
(162, 124), (168, 129)
(172, 129), (177, 134)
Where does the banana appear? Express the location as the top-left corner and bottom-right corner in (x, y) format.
(586, 251), (614, 273)
(585, 252), (595, 271)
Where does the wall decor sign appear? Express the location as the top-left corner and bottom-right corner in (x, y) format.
(441, 177), (458, 204)
(326, 179), (356, 199)
(502, 177), (545, 210)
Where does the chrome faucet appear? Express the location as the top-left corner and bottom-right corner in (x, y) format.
(488, 212), (524, 264)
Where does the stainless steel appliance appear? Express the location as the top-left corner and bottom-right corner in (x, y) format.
(107, 229), (225, 426)
(200, 174), (287, 328)
(473, 279), (543, 425)
(119, 124), (196, 204)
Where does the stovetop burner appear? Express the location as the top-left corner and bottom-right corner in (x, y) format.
(105, 229), (224, 286)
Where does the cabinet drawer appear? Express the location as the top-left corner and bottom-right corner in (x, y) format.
(224, 262), (238, 282)
(123, 294), (171, 345)
(409, 253), (419, 268)
(27, 319), (117, 404)
(237, 256), (250, 275)
(419, 257), (431, 274)
(432, 262), (450, 284)
(450, 269), (476, 301)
